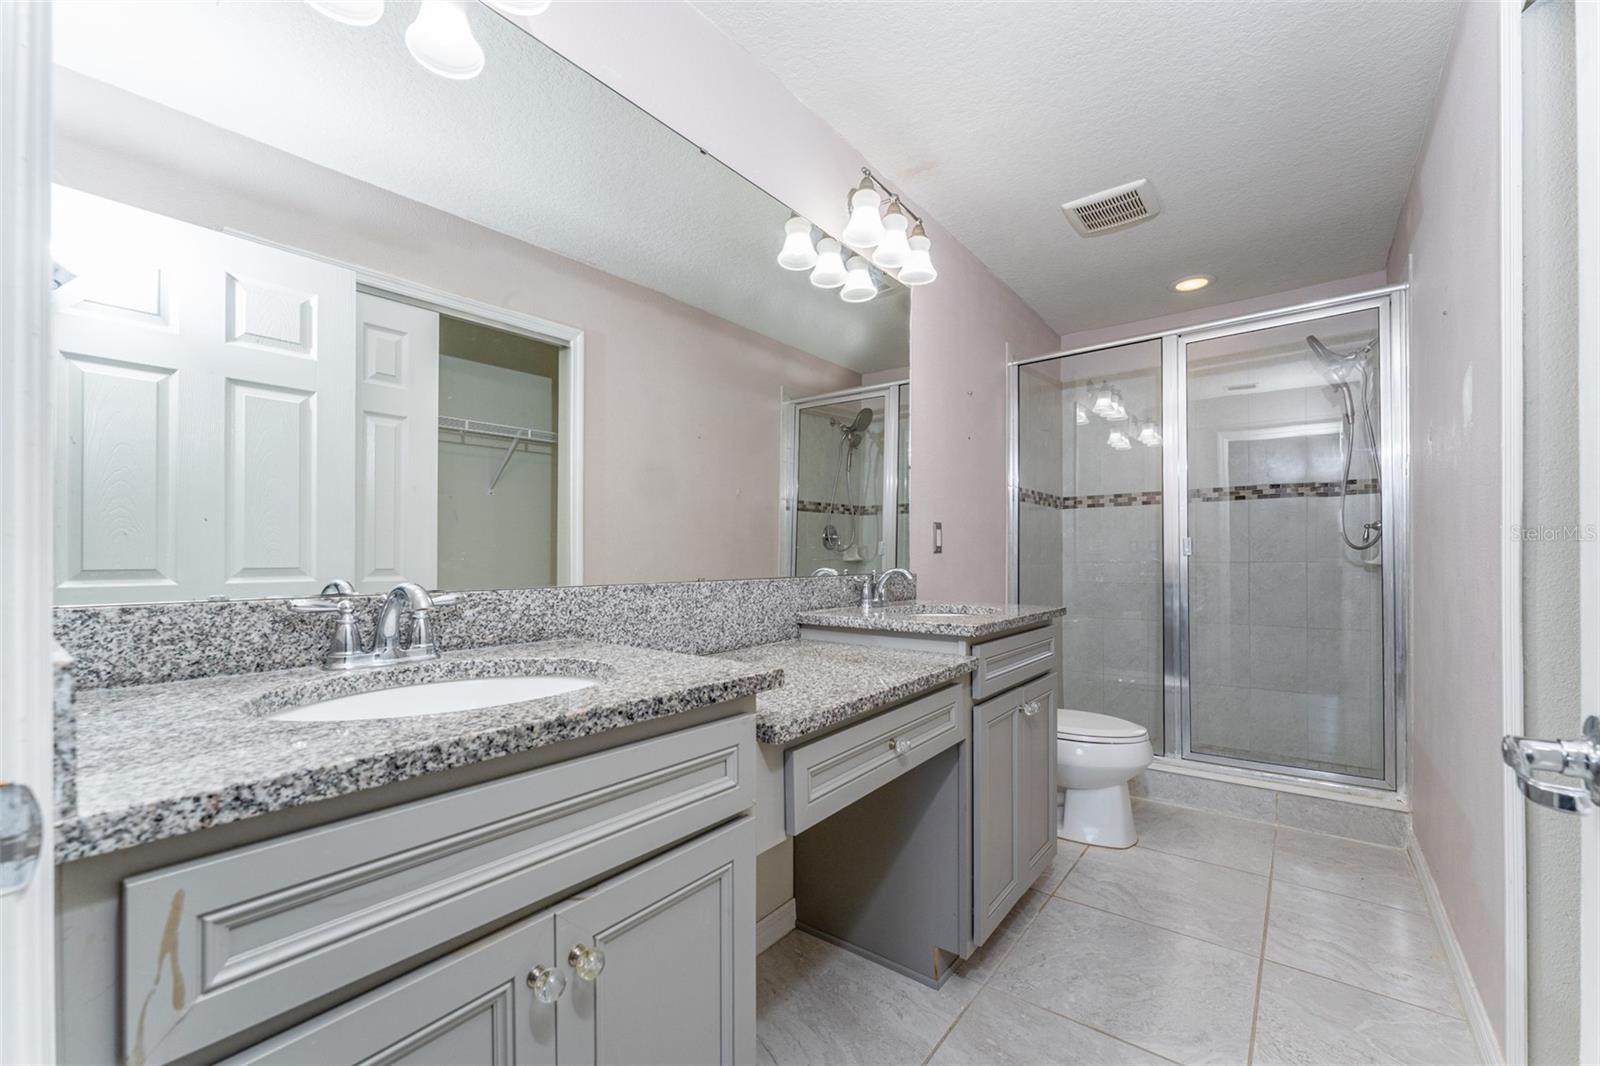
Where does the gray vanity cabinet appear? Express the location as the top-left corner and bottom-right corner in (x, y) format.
(554, 818), (754, 1066)
(230, 818), (754, 1066)
(226, 913), (559, 1065)
(973, 672), (1058, 944)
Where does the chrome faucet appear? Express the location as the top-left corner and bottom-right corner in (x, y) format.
(290, 580), (460, 670)
(872, 568), (914, 607)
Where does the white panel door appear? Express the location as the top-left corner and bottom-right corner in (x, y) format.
(51, 187), (356, 602)
(355, 293), (439, 593)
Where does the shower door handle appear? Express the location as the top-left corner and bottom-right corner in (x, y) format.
(1502, 716), (1600, 815)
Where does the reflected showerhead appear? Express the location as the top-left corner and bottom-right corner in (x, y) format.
(845, 408), (873, 434)
(1307, 334), (1378, 384)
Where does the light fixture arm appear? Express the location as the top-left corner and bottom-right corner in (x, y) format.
(855, 168), (923, 228)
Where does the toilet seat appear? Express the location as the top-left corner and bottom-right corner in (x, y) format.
(1057, 710), (1149, 745)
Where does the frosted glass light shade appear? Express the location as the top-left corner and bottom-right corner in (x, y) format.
(405, 0), (485, 79)
(841, 187), (885, 248)
(810, 238), (848, 289)
(872, 210), (910, 269)
(840, 257), (877, 303)
(897, 233), (937, 286)
(777, 217), (818, 271)
(485, 0), (551, 14)
(1107, 429), (1132, 450)
(1075, 404), (1089, 425)
(1137, 422), (1162, 447)
(307, 0), (385, 26)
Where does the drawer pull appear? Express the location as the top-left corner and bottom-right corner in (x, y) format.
(888, 736), (914, 756)
(568, 943), (606, 982)
(1022, 699), (1043, 718)
(526, 964), (567, 1004)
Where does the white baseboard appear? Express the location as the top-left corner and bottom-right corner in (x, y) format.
(1407, 836), (1504, 1066)
(756, 898), (797, 956)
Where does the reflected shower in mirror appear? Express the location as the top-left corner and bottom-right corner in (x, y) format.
(47, 0), (910, 605)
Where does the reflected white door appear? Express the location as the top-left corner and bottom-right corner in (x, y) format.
(50, 187), (356, 602)
(354, 292), (439, 593)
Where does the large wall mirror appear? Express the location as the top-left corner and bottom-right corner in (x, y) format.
(48, 1), (910, 605)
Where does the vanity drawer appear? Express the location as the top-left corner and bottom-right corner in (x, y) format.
(970, 624), (1058, 701)
(121, 713), (754, 1066)
(785, 683), (968, 835)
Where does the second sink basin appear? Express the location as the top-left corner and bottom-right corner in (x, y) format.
(268, 675), (598, 723)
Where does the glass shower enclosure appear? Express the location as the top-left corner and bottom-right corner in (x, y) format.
(1011, 291), (1406, 790)
(784, 382), (909, 577)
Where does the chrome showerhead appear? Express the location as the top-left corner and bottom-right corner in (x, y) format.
(1307, 334), (1377, 384)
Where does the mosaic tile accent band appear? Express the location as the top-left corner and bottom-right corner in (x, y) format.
(1190, 478), (1380, 502)
(1019, 480), (1379, 510)
(797, 500), (883, 516)
(1019, 487), (1163, 510)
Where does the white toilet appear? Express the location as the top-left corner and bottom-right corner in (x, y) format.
(1056, 710), (1154, 848)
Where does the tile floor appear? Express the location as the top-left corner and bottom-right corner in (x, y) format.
(756, 798), (1479, 1066)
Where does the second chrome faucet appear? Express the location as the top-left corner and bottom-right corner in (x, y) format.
(289, 580), (460, 670)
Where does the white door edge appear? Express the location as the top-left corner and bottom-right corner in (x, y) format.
(1499, 1), (1529, 1062)
(0, 2), (57, 1062)
(1577, 0), (1600, 1059)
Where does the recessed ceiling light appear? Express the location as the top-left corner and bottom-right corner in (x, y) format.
(1173, 275), (1212, 293)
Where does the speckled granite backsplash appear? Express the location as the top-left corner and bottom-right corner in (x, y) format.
(56, 573), (915, 690)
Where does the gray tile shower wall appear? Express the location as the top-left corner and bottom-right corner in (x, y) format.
(55, 573), (915, 690)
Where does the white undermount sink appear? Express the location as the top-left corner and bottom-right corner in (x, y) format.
(268, 675), (598, 723)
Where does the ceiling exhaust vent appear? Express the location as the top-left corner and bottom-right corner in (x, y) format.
(1061, 179), (1162, 237)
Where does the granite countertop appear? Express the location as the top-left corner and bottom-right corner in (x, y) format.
(713, 639), (976, 746)
(795, 602), (1066, 639)
(57, 639), (782, 863)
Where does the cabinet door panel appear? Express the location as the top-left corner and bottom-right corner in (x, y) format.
(555, 818), (754, 1066)
(1016, 674), (1059, 886)
(973, 689), (1022, 944)
(226, 913), (555, 1066)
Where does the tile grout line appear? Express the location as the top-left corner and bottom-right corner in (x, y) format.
(1261, 957), (1473, 1023)
(1245, 823), (1279, 1066)
(919, 842), (1088, 1066)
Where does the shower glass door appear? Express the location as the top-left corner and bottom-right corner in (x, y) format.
(1176, 302), (1395, 785)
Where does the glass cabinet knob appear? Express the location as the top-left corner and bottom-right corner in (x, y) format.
(568, 943), (606, 981)
(890, 736), (914, 756)
(1022, 699), (1043, 717)
(526, 964), (567, 1004)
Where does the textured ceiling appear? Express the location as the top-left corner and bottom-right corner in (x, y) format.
(696, 1), (1460, 336)
(50, 1), (908, 372)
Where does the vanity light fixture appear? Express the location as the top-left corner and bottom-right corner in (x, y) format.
(810, 238), (849, 289)
(1173, 274), (1212, 293)
(872, 206), (911, 270)
(1107, 428), (1132, 450)
(1137, 421), (1162, 447)
(896, 223), (938, 286)
(405, 0), (486, 80)
(778, 216), (819, 271)
(307, 0), (386, 26)
(839, 256), (878, 303)
(842, 179), (886, 249)
(1075, 404), (1089, 426)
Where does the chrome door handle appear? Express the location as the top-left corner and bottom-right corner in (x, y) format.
(1502, 716), (1600, 815)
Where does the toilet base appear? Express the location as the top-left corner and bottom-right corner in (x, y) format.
(1059, 783), (1137, 849)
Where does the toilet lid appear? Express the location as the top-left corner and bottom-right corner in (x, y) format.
(1058, 710), (1149, 744)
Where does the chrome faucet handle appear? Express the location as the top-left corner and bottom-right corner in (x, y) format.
(288, 583), (365, 668)
(408, 591), (461, 655)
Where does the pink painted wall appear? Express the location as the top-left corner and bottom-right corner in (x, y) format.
(1386, 2), (1506, 1046)
(1056, 272), (1390, 352)
(54, 75), (859, 586)
(525, 3), (1059, 603)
